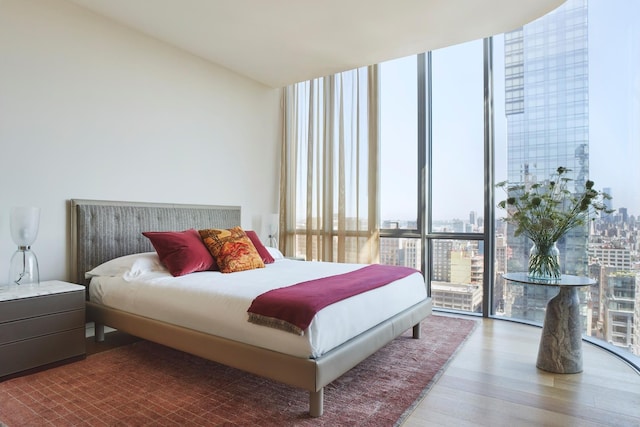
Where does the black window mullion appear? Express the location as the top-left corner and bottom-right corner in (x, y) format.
(418, 53), (428, 278)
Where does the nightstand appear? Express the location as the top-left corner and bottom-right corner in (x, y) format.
(0, 280), (86, 380)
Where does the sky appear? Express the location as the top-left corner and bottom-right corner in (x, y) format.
(587, 1), (640, 217)
(379, 0), (639, 223)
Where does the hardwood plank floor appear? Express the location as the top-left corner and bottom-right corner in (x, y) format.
(402, 316), (640, 427)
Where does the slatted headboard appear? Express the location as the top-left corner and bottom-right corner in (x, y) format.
(70, 199), (241, 285)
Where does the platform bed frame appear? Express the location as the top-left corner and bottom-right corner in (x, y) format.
(70, 199), (432, 417)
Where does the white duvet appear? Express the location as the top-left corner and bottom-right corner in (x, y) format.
(89, 259), (428, 358)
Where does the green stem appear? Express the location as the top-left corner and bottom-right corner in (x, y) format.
(529, 242), (560, 280)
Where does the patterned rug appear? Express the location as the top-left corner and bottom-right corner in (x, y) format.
(0, 315), (476, 426)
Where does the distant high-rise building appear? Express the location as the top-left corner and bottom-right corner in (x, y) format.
(452, 219), (464, 233)
(603, 187), (614, 222)
(380, 237), (421, 270)
(469, 211), (477, 230)
(431, 281), (482, 313)
(589, 244), (632, 270)
(602, 270), (637, 351)
(619, 207), (628, 224)
(432, 240), (453, 281)
(603, 187), (613, 209)
(504, 0), (590, 320)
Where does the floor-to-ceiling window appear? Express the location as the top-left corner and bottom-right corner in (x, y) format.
(428, 40), (485, 314)
(377, 0), (639, 362)
(379, 41), (487, 315)
(494, 0), (639, 363)
(379, 55), (421, 271)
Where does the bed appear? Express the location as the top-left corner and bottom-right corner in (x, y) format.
(70, 199), (432, 417)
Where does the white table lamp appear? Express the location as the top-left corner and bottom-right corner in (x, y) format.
(9, 207), (40, 286)
(264, 213), (279, 247)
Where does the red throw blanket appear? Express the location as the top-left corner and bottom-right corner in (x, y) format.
(247, 264), (420, 335)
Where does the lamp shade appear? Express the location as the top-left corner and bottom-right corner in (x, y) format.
(10, 207), (40, 247)
(9, 207), (40, 286)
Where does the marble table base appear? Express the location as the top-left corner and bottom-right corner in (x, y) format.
(536, 286), (583, 374)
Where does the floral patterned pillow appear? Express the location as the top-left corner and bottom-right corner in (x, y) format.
(198, 226), (265, 273)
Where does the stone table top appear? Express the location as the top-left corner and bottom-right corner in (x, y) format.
(503, 272), (596, 287)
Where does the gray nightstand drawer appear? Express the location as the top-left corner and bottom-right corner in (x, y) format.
(0, 309), (85, 345)
(0, 291), (84, 323)
(0, 328), (85, 378)
(0, 282), (86, 379)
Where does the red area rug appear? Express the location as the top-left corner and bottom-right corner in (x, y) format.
(0, 315), (476, 426)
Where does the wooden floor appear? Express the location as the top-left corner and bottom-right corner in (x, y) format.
(402, 316), (640, 427)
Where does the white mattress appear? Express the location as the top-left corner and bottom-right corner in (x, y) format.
(89, 259), (427, 358)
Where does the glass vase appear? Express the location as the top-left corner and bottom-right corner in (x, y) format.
(528, 241), (560, 281)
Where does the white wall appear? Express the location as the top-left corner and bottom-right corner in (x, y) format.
(0, 0), (281, 283)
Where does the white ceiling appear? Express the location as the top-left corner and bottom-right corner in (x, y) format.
(66, 0), (565, 88)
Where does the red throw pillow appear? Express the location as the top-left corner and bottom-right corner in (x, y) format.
(198, 227), (265, 273)
(245, 230), (275, 264)
(142, 229), (216, 276)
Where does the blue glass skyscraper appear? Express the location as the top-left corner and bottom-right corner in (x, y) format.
(504, 0), (590, 321)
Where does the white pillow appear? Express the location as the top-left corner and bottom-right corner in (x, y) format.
(266, 246), (285, 260)
(85, 252), (166, 279)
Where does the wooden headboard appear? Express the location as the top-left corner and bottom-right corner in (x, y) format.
(69, 199), (241, 285)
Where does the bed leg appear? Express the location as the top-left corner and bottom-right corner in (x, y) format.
(412, 323), (421, 339)
(309, 388), (324, 417)
(94, 323), (105, 342)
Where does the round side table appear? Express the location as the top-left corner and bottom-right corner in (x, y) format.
(503, 273), (596, 374)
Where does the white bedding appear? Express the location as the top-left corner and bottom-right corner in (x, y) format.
(89, 259), (428, 358)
